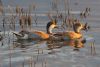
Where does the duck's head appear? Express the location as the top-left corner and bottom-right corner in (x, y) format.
(13, 30), (29, 39)
(46, 19), (58, 34)
(73, 22), (90, 33)
(13, 30), (29, 37)
(73, 22), (83, 33)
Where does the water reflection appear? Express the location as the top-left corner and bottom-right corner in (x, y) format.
(47, 39), (86, 51)
(13, 39), (43, 48)
(13, 38), (86, 51)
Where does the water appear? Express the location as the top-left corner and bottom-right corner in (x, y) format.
(0, 0), (100, 67)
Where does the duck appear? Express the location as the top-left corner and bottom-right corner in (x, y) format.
(13, 19), (58, 40)
(53, 22), (90, 40)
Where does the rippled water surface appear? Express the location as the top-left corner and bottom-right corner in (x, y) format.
(0, 0), (100, 67)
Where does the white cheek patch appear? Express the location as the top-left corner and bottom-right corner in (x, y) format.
(49, 24), (56, 33)
(79, 24), (83, 30)
(77, 24), (84, 33)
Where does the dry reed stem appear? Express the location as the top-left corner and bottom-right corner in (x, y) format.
(91, 40), (96, 55)
(8, 37), (12, 67)
(33, 61), (36, 67)
(22, 61), (25, 67)
(90, 40), (96, 56)
(44, 58), (47, 67)
(29, 57), (33, 67)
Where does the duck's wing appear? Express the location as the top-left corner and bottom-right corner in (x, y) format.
(32, 31), (49, 39)
(53, 31), (82, 40)
(64, 31), (82, 39)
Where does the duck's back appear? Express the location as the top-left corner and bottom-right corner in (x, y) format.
(64, 31), (82, 39)
(32, 31), (49, 39)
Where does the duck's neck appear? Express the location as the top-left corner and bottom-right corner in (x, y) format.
(74, 27), (81, 34)
(47, 25), (56, 34)
(48, 27), (53, 34)
(76, 28), (81, 33)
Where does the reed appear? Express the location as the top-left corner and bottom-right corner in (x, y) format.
(80, 7), (91, 18)
(44, 58), (47, 67)
(2, 18), (6, 36)
(27, 14), (32, 30)
(16, 6), (21, 15)
(51, 0), (59, 17)
(42, 49), (44, 54)
(8, 34), (12, 67)
(36, 49), (39, 61)
(28, 56), (33, 67)
(33, 60), (36, 67)
(22, 57), (25, 67)
(0, 0), (3, 15)
(32, 4), (38, 26)
(42, 59), (44, 67)
(19, 15), (25, 30)
(90, 40), (96, 55)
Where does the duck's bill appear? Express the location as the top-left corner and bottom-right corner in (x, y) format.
(82, 23), (90, 32)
